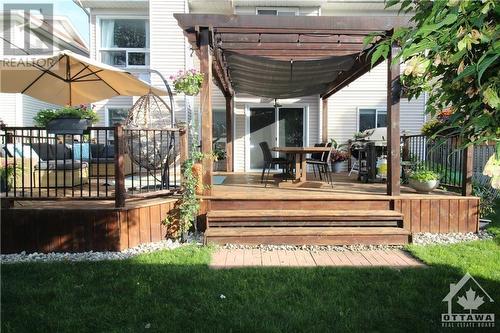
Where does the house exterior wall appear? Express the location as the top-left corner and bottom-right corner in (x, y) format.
(88, 0), (191, 127)
(83, 0), (427, 172)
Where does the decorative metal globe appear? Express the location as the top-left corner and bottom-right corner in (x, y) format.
(125, 92), (175, 170)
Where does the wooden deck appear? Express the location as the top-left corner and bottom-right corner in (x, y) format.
(203, 172), (479, 245)
(1, 197), (178, 254)
(208, 172), (463, 199)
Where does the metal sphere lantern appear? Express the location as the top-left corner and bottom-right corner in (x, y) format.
(125, 92), (175, 170)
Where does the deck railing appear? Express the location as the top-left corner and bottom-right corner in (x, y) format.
(402, 134), (495, 191)
(0, 125), (186, 207)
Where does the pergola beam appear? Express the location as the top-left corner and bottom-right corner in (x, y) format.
(175, 14), (410, 32)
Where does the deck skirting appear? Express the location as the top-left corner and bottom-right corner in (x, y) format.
(1, 198), (177, 254)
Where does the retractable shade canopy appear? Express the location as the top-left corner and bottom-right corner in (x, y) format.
(0, 50), (166, 106)
(175, 14), (410, 99)
(226, 52), (359, 98)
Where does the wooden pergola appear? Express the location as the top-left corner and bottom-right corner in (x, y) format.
(174, 14), (411, 196)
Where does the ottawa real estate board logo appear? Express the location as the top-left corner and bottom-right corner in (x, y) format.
(442, 273), (495, 328)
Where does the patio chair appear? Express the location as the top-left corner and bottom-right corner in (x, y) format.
(306, 142), (328, 180)
(259, 141), (291, 187)
(305, 142), (334, 187)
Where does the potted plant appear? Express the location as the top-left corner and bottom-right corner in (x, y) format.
(170, 69), (204, 96)
(213, 147), (227, 172)
(330, 150), (349, 173)
(328, 139), (348, 173)
(0, 163), (19, 192)
(408, 167), (441, 193)
(34, 105), (98, 135)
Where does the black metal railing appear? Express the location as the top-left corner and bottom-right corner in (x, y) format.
(0, 125), (182, 207)
(402, 135), (496, 190)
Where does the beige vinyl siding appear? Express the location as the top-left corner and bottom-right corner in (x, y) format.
(150, 0), (191, 123)
(326, 61), (425, 144)
(0, 94), (18, 126)
(22, 96), (59, 126)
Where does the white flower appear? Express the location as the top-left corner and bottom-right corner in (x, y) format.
(220, 294), (226, 299)
(145, 323), (151, 329)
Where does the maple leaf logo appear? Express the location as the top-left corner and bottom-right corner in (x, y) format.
(457, 288), (485, 313)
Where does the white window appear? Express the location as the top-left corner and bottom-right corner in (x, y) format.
(106, 107), (129, 126)
(256, 7), (298, 16)
(358, 108), (387, 132)
(99, 18), (149, 68)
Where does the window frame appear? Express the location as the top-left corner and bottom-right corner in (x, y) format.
(96, 16), (150, 69)
(356, 107), (387, 132)
(255, 7), (299, 16)
(105, 106), (130, 127)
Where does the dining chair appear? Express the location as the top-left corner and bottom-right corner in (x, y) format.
(306, 142), (334, 187)
(306, 142), (327, 180)
(259, 141), (291, 187)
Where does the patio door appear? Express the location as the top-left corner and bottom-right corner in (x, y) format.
(248, 106), (305, 170)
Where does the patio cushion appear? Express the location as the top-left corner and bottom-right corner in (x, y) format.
(90, 144), (105, 158)
(72, 143), (91, 160)
(52, 144), (72, 160)
(31, 143), (54, 160)
(90, 157), (114, 163)
(36, 159), (88, 170)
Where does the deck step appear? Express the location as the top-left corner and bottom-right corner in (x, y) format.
(206, 210), (404, 227)
(205, 227), (411, 246)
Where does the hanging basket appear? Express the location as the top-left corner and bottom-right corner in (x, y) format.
(125, 92), (175, 170)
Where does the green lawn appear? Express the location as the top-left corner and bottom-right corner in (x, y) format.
(2, 205), (499, 332)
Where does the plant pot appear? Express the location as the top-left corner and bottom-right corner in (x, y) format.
(214, 159), (227, 172)
(46, 118), (92, 135)
(0, 177), (10, 193)
(409, 179), (440, 193)
(191, 162), (203, 195)
(330, 161), (343, 173)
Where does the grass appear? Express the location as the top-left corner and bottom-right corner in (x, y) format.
(2, 204), (499, 332)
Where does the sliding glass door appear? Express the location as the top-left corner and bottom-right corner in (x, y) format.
(248, 106), (305, 170)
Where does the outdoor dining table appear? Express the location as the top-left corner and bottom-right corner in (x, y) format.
(272, 146), (332, 183)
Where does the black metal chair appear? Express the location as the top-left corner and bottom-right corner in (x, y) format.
(259, 141), (291, 187)
(306, 142), (334, 187)
(306, 142), (328, 180)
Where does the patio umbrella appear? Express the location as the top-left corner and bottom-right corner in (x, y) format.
(0, 50), (166, 105)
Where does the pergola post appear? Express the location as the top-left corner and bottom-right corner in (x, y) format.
(199, 28), (213, 195)
(461, 145), (473, 196)
(225, 94), (234, 172)
(387, 43), (401, 196)
(322, 97), (329, 143)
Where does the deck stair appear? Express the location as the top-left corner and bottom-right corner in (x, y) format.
(205, 209), (411, 245)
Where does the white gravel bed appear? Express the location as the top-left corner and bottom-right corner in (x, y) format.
(412, 230), (493, 245)
(223, 243), (404, 252)
(0, 233), (204, 264)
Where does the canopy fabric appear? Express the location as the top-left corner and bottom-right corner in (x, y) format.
(225, 52), (359, 98)
(0, 50), (166, 106)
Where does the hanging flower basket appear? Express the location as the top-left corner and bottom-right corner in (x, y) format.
(170, 69), (204, 96)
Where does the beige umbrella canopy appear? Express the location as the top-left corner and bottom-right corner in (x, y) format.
(0, 50), (166, 105)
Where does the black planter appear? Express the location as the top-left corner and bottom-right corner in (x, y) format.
(46, 118), (92, 135)
(0, 177), (10, 193)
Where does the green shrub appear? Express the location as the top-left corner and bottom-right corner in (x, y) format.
(472, 181), (498, 218)
(409, 168), (440, 182)
(34, 105), (99, 127)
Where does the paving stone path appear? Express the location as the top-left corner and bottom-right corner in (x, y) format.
(210, 249), (425, 268)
